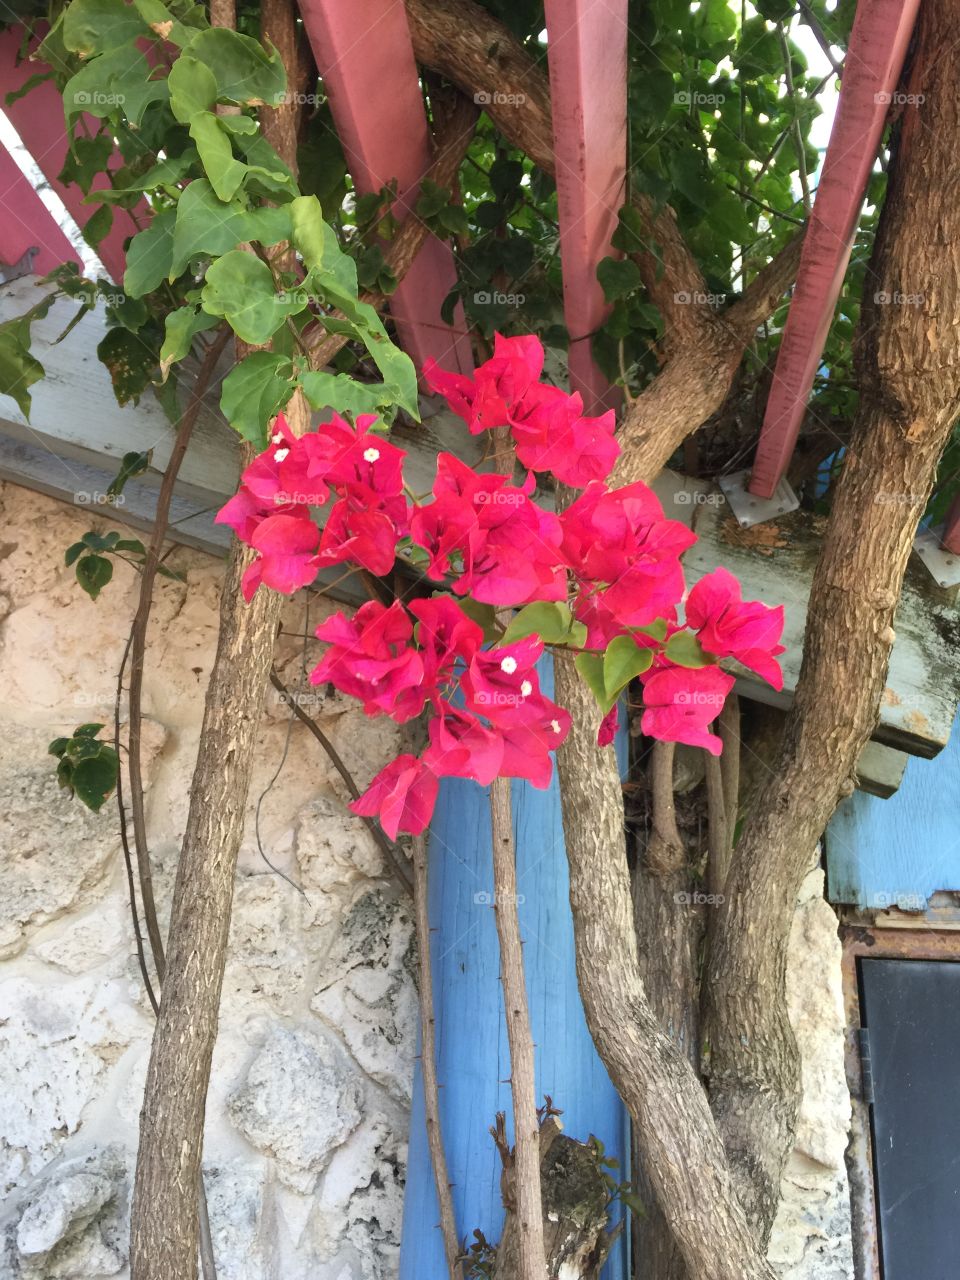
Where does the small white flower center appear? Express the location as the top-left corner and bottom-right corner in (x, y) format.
(550, 719), (561, 734)
(500, 656), (518, 674)
(520, 680), (533, 697)
(271, 431), (284, 445)
(363, 447), (381, 463)
(274, 447), (290, 462)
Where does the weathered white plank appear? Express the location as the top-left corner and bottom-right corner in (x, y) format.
(679, 479), (960, 758)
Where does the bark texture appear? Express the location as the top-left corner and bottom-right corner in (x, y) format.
(630, 744), (702, 1280)
(495, 1117), (615, 1280)
(703, 0), (960, 1237)
(129, 537), (287, 1279)
(411, 834), (463, 1280)
(552, 658), (776, 1280)
(489, 777), (548, 1280)
(130, 5), (306, 1275)
(404, 0), (803, 481)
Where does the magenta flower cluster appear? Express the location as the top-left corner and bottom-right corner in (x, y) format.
(217, 335), (785, 839)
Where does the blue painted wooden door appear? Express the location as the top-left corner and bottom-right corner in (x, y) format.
(400, 664), (629, 1278)
(827, 709), (960, 910)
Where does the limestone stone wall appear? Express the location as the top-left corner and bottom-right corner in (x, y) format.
(769, 868), (855, 1280)
(0, 481), (415, 1279)
(0, 479), (855, 1279)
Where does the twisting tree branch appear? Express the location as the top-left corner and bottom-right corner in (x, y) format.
(411, 832), (464, 1279)
(702, 0), (960, 1234)
(126, 328), (230, 983)
(307, 88), (478, 368)
(403, 0), (804, 479)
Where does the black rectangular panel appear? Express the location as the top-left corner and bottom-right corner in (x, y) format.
(860, 958), (960, 1280)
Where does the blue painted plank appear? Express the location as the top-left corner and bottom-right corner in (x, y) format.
(400, 663), (629, 1278)
(826, 708), (960, 910)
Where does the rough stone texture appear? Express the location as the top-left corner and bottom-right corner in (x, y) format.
(0, 728), (120, 961)
(0, 483), (416, 1278)
(312, 892), (418, 1105)
(768, 868), (855, 1280)
(228, 1026), (364, 1193)
(0, 482), (857, 1278)
(13, 1147), (128, 1280)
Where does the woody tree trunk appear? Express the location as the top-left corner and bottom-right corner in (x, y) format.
(702, 0), (960, 1237)
(128, 1), (308, 1275)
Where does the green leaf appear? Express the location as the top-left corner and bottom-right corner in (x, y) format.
(71, 748), (120, 812)
(183, 27), (287, 106)
(450, 596), (502, 643)
(299, 371), (392, 417)
(597, 256), (643, 303)
(227, 128), (297, 199)
(575, 652), (611, 712)
(502, 601), (575, 646)
(75, 554), (114, 599)
(0, 317), (46, 418)
(63, 42), (168, 127)
(664, 629), (712, 668)
(48, 737), (70, 758)
(603, 636), (654, 697)
(107, 450), (152, 497)
(159, 304), (219, 378)
(416, 179), (451, 219)
(288, 194), (332, 275)
(220, 351), (295, 446)
(611, 204), (648, 254)
(96, 327), (158, 404)
(73, 722), (105, 736)
(189, 112), (247, 201)
(168, 52), (217, 122)
(63, 0), (149, 58)
(64, 542), (86, 566)
(634, 618), (669, 642)
(201, 249), (303, 345)
(298, 105), (348, 209)
(5, 71), (54, 109)
(124, 208), (176, 297)
(82, 203), (113, 250)
(169, 180), (291, 276)
(132, 0), (198, 46)
(59, 134), (115, 195)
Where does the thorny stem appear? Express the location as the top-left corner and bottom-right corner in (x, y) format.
(489, 776), (547, 1280)
(411, 833), (464, 1279)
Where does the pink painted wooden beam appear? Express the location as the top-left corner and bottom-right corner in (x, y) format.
(298, 0), (473, 379)
(545, 0), (627, 415)
(749, 0), (921, 499)
(0, 141), (81, 276)
(0, 27), (141, 283)
(941, 493), (960, 555)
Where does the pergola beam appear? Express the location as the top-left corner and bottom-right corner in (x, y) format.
(544, 0), (628, 413)
(749, 0), (921, 499)
(298, 0), (473, 378)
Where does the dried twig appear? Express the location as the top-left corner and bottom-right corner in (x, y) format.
(268, 668), (413, 896)
(412, 833), (463, 1278)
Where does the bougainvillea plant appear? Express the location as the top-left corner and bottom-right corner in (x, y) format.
(217, 334), (785, 840)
